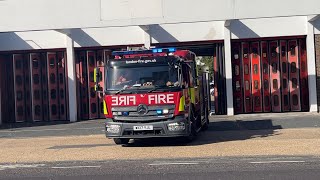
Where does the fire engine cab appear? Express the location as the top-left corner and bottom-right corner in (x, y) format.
(95, 48), (211, 145)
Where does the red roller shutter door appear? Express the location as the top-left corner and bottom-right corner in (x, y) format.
(97, 50), (110, 118)
(280, 40), (290, 111)
(30, 53), (43, 121)
(79, 51), (89, 119)
(47, 52), (60, 120)
(299, 39), (309, 111)
(242, 42), (252, 113)
(261, 41), (271, 112)
(288, 40), (301, 111)
(231, 43), (243, 114)
(250, 42), (262, 112)
(76, 53), (82, 119)
(269, 41), (281, 112)
(87, 51), (99, 119)
(24, 55), (32, 122)
(57, 52), (67, 120)
(40, 53), (49, 121)
(13, 54), (27, 122)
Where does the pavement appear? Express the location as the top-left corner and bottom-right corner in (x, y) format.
(0, 112), (320, 164)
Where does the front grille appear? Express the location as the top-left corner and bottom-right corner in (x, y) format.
(112, 105), (175, 123)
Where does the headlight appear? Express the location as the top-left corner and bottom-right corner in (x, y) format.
(106, 124), (120, 133)
(156, 109), (169, 115)
(112, 112), (123, 116)
(162, 109), (169, 114)
(168, 122), (185, 131)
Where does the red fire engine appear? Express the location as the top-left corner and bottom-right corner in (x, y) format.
(95, 48), (210, 145)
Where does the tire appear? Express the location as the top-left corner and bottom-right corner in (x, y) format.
(183, 107), (197, 143)
(202, 108), (210, 131)
(113, 138), (130, 145)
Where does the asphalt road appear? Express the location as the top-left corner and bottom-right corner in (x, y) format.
(1, 156), (320, 180)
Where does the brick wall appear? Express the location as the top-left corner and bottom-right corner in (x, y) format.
(315, 35), (320, 110)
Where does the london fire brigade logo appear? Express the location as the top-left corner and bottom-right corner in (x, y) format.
(137, 104), (148, 115)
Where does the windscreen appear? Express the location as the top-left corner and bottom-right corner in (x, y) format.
(106, 65), (179, 91)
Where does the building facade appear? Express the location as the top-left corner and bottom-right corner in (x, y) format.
(0, 0), (320, 125)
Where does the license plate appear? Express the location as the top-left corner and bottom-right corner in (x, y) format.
(133, 125), (153, 131)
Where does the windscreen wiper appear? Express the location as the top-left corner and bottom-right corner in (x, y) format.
(147, 86), (166, 93)
(115, 89), (133, 95)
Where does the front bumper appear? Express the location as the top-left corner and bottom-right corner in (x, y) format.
(105, 116), (190, 139)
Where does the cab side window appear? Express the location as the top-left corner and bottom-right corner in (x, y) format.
(182, 64), (192, 88)
(190, 62), (198, 86)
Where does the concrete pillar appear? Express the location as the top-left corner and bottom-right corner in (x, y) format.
(65, 31), (78, 122)
(140, 25), (151, 49)
(307, 16), (318, 112)
(224, 20), (234, 115)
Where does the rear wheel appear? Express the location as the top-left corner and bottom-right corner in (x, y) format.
(113, 138), (130, 145)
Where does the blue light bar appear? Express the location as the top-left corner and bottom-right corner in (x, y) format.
(152, 48), (163, 53)
(168, 47), (176, 52)
(112, 47), (176, 56)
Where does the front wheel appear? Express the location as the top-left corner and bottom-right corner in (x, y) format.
(182, 107), (197, 143)
(113, 138), (130, 145)
(202, 109), (210, 131)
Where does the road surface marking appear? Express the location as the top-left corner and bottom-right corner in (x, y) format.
(149, 162), (199, 166)
(250, 160), (306, 164)
(0, 164), (46, 171)
(51, 165), (101, 169)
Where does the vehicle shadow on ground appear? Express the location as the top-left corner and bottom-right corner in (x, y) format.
(124, 119), (282, 147)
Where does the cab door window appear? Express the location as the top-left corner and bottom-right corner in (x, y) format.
(190, 61), (197, 86)
(182, 64), (192, 88)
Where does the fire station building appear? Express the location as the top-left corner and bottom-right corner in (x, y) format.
(0, 0), (320, 125)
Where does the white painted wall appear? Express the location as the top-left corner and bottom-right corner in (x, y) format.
(0, 16), (311, 51)
(231, 16), (307, 39)
(0, 31), (65, 51)
(72, 27), (144, 48)
(150, 21), (225, 43)
(0, 0), (319, 32)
